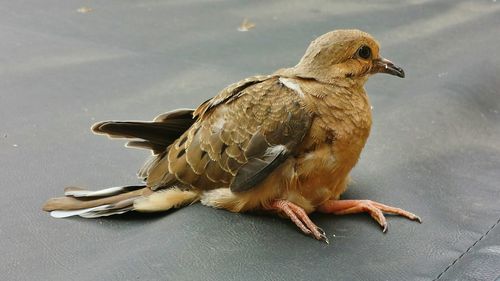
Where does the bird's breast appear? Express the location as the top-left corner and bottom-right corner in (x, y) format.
(290, 144), (353, 208)
(288, 83), (373, 208)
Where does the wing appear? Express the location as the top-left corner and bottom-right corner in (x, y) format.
(146, 76), (312, 192)
(194, 75), (272, 119)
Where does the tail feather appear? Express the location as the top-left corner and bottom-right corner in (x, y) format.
(50, 205), (118, 218)
(49, 196), (139, 218)
(43, 185), (200, 218)
(64, 185), (145, 198)
(78, 206), (134, 218)
(42, 185), (147, 212)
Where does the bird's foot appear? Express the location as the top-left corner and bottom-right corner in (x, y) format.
(269, 199), (328, 243)
(317, 199), (421, 232)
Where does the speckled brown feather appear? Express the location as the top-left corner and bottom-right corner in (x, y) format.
(146, 77), (312, 192)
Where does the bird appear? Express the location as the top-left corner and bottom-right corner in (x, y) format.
(43, 29), (421, 243)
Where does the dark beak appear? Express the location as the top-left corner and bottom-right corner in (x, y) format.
(372, 57), (405, 78)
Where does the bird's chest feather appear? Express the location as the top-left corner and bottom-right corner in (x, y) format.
(290, 83), (372, 207)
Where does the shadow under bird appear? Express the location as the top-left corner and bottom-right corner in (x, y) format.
(43, 29), (421, 243)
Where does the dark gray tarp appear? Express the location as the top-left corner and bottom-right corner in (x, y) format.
(1, 1), (499, 280)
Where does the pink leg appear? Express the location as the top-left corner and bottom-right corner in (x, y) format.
(317, 199), (421, 232)
(268, 199), (328, 243)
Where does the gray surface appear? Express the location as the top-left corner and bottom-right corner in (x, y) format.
(1, 1), (500, 280)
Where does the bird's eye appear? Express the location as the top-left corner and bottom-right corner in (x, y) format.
(356, 45), (371, 60)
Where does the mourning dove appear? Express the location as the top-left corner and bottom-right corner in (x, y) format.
(43, 29), (421, 243)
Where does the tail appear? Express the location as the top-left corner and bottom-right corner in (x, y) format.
(43, 108), (200, 218)
(42, 185), (199, 218)
(43, 185), (148, 218)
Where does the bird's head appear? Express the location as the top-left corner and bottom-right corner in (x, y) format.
(286, 29), (404, 84)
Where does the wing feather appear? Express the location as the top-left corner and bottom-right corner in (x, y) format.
(145, 76), (312, 192)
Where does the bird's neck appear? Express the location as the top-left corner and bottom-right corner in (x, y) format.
(274, 67), (369, 87)
(298, 78), (372, 150)
(272, 71), (372, 147)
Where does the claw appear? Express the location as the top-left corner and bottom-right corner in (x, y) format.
(269, 199), (329, 243)
(382, 222), (388, 233)
(315, 227), (329, 243)
(310, 227), (328, 243)
(316, 227), (326, 236)
(319, 233), (329, 244)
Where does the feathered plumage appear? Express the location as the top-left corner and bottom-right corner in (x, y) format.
(43, 30), (420, 242)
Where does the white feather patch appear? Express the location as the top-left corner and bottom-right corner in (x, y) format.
(64, 186), (126, 197)
(264, 144), (287, 157)
(200, 188), (236, 208)
(50, 205), (112, 218)
(279, 77), (305, 98)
